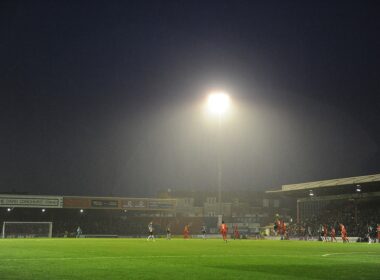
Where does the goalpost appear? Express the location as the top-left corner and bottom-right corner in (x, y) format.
(2, 222), (53, 238)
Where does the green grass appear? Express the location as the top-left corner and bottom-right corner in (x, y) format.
(0, 238), (379, 280)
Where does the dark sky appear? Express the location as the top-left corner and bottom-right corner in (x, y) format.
(1, 0), (379, 197)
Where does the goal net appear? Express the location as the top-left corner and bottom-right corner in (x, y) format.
(2, 222), (53, 238)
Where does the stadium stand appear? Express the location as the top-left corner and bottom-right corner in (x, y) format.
(267, 173), (380, 240)
(0, 191), (286, 238)
(5, 173), (378, 240)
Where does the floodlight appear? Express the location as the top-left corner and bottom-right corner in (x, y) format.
(204, 91), (231, 216)
(207, 92), (230, 115)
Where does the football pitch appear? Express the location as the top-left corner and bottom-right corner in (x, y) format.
(0, 238), (379, 280)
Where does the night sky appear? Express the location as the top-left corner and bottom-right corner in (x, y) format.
(1, 0), (379, 197)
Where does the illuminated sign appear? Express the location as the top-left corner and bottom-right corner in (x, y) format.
(0, 196), (63, 208)
(148, 200), (175, 209)
(122, 199), (147, 209)
(91, 200), (119, 208)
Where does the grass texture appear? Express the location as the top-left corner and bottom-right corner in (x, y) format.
(0, 238), (379, 279)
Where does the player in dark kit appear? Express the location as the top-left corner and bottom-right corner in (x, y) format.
(147, 222), (155, 241)
(76, 226), (82, 238)
(367, 224), (376, 244)
(166, 224), (171, 240)
(201, 225), (207, 239)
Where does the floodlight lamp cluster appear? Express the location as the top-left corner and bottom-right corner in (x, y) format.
(207, 92), (230, 115)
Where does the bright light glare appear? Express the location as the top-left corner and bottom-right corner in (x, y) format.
(207, 92), (230, 115)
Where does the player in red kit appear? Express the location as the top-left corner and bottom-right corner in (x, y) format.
(183, 224), (190, 239)
(283, 222), (287, 240)
(220, 221), (228, 242)
(330, 226), (337, 242)
(279, 220), (285, 240)
(276, 219), (281, 236)
(377, 224), (380, 243)
(233, 224), (240, 240)
(322, 224), (328, 242)
(340, 223), (349, 243)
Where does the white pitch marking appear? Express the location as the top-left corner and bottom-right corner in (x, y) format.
(322, 252), (379, 257)
(1, 254), (311, 262)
